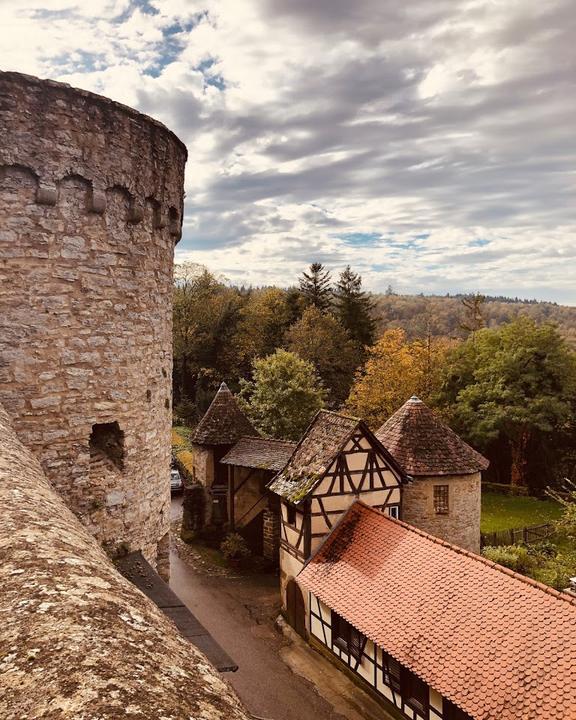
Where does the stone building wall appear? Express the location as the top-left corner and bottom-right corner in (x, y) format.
(401, 472), (481, 553)
(192, 443), (215, 523)
(0, 402), (249, 720)
(0, 71), (187, 571)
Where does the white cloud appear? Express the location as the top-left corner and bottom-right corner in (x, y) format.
(1, 0), (575, 303)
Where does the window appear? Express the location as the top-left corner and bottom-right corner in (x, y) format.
(331, 611), (365, 660)
(444, 699), (473, 720)
(286, 505), (297, 526)
(401, 667), (429, 714)
(387, 505), (399, 519)
(434, 484), (449, 514)
(89, 422), (124, 470)
(382, 651), (401, 692)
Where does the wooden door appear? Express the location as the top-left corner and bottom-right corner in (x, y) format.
(286, 579), (306, 638)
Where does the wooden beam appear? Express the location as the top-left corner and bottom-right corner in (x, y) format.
(227, 465), (235, 531)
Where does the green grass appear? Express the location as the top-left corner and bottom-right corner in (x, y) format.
(481, 492), (564, 534)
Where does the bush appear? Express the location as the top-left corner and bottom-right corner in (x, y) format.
(220, 533), (251, 561)
(482, 545), (535, 574)
(526, 540), (558, 559)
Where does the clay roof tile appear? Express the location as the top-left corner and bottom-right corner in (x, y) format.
(375, 396), (489, 476)
(298, 502), (576, 720)
(191, 382), (258, 445)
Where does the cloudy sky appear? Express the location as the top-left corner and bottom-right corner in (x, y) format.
(2, 0), (575, 303)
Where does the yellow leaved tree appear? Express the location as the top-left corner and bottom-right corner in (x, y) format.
(346, 328), (455, 428)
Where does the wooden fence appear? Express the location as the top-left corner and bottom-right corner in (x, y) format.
(480, 522), (553, 548)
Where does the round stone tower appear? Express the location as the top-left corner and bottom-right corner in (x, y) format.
(376, 396), (489, 553)
(0, 71), (187, 575)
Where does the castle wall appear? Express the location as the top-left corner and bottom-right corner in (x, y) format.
(0, 71), (187, 572)
(0, 402), (249, 720)
(401, 472), (481, 553)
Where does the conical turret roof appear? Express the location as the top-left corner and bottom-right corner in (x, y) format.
(375, 396), (488, 477)
(191, 382), (259, 446)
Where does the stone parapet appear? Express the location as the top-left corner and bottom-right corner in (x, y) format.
(0, 403), (249, 720)
(0, 70), (186, 235)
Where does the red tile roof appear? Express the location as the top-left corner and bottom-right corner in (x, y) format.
(375, 396), (488, 476)
(220, 436), (297, 472)
(191, 382), (258, 446)
(298, 502), (576, 720)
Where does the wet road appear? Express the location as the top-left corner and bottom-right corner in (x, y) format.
(169, 496), (391, 720)
(169, 551), (346, 720)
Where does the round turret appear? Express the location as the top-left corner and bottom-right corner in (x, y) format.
(0, 71), (187, 575)
(376, 396), (489, 553)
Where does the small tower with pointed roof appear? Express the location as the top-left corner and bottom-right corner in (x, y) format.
(376, 396), (488, 553)
(190, 382), (259, 526)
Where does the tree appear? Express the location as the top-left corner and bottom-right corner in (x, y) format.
(346, 328), (453, 428)
(334, 266), (376, 348)
(438, 318), (576, 488)
(460, 292), (486, 338)
(235, 287), (294, 371)
(239, 350), (325, 440)
(285, 306), (361, 406)
(298, 263), (332, 312)
(173, 264), (244, 408)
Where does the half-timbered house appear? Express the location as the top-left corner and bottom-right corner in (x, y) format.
(190, 382), (259, 526)
(267, 410), (405, 629)
(376, 396), (489, 553)
(299, 501), (576, 720)
(220, 436), (296, 558)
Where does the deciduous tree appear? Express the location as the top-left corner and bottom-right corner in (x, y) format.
(346, 329), (453, 428)
(173, 264), (244, 409)
(240, 349), (325, 440)
(285, 306), (361, 406)
(438, 318), (576, 488)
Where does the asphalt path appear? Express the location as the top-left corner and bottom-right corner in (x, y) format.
(169, 549), (346, 720)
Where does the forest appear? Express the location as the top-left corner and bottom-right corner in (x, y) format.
(173, 262), (576, 494)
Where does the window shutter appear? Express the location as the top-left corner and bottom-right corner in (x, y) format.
(349, 626), (365, 661)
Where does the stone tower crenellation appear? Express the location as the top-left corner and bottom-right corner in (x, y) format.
(0, 71), (187, 576)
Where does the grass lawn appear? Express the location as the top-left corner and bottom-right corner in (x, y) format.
(481, 492), (564, 534)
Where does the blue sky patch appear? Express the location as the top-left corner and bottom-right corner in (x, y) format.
(336, 232), (382, 246)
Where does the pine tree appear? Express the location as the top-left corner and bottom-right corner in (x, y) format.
(298, 263), (332, 312)
(334, 266), (376, 347)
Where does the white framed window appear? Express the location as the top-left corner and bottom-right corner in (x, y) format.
(387, 505), (399, 520)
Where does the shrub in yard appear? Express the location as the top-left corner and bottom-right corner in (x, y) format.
(220, 533), (251, 561)
(482, 545), (535, 574)
(526, 540), (558, 559)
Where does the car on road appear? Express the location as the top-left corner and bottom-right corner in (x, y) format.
(170, 468), (183, 494)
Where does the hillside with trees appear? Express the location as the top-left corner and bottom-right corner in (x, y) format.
(373, 292), (576, 347)
(173, 262), (576, 494)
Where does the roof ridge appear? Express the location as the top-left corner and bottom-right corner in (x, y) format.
(317, 408), (361, 423)
(243, 436), (296, 445)
(353, 501), (576, 608)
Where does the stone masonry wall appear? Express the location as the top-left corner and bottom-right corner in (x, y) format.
(262, 507), (280, 561)
(0, 402), (250, 720)
(401, 472), (481, 553)
(0, 71), (187, 571)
